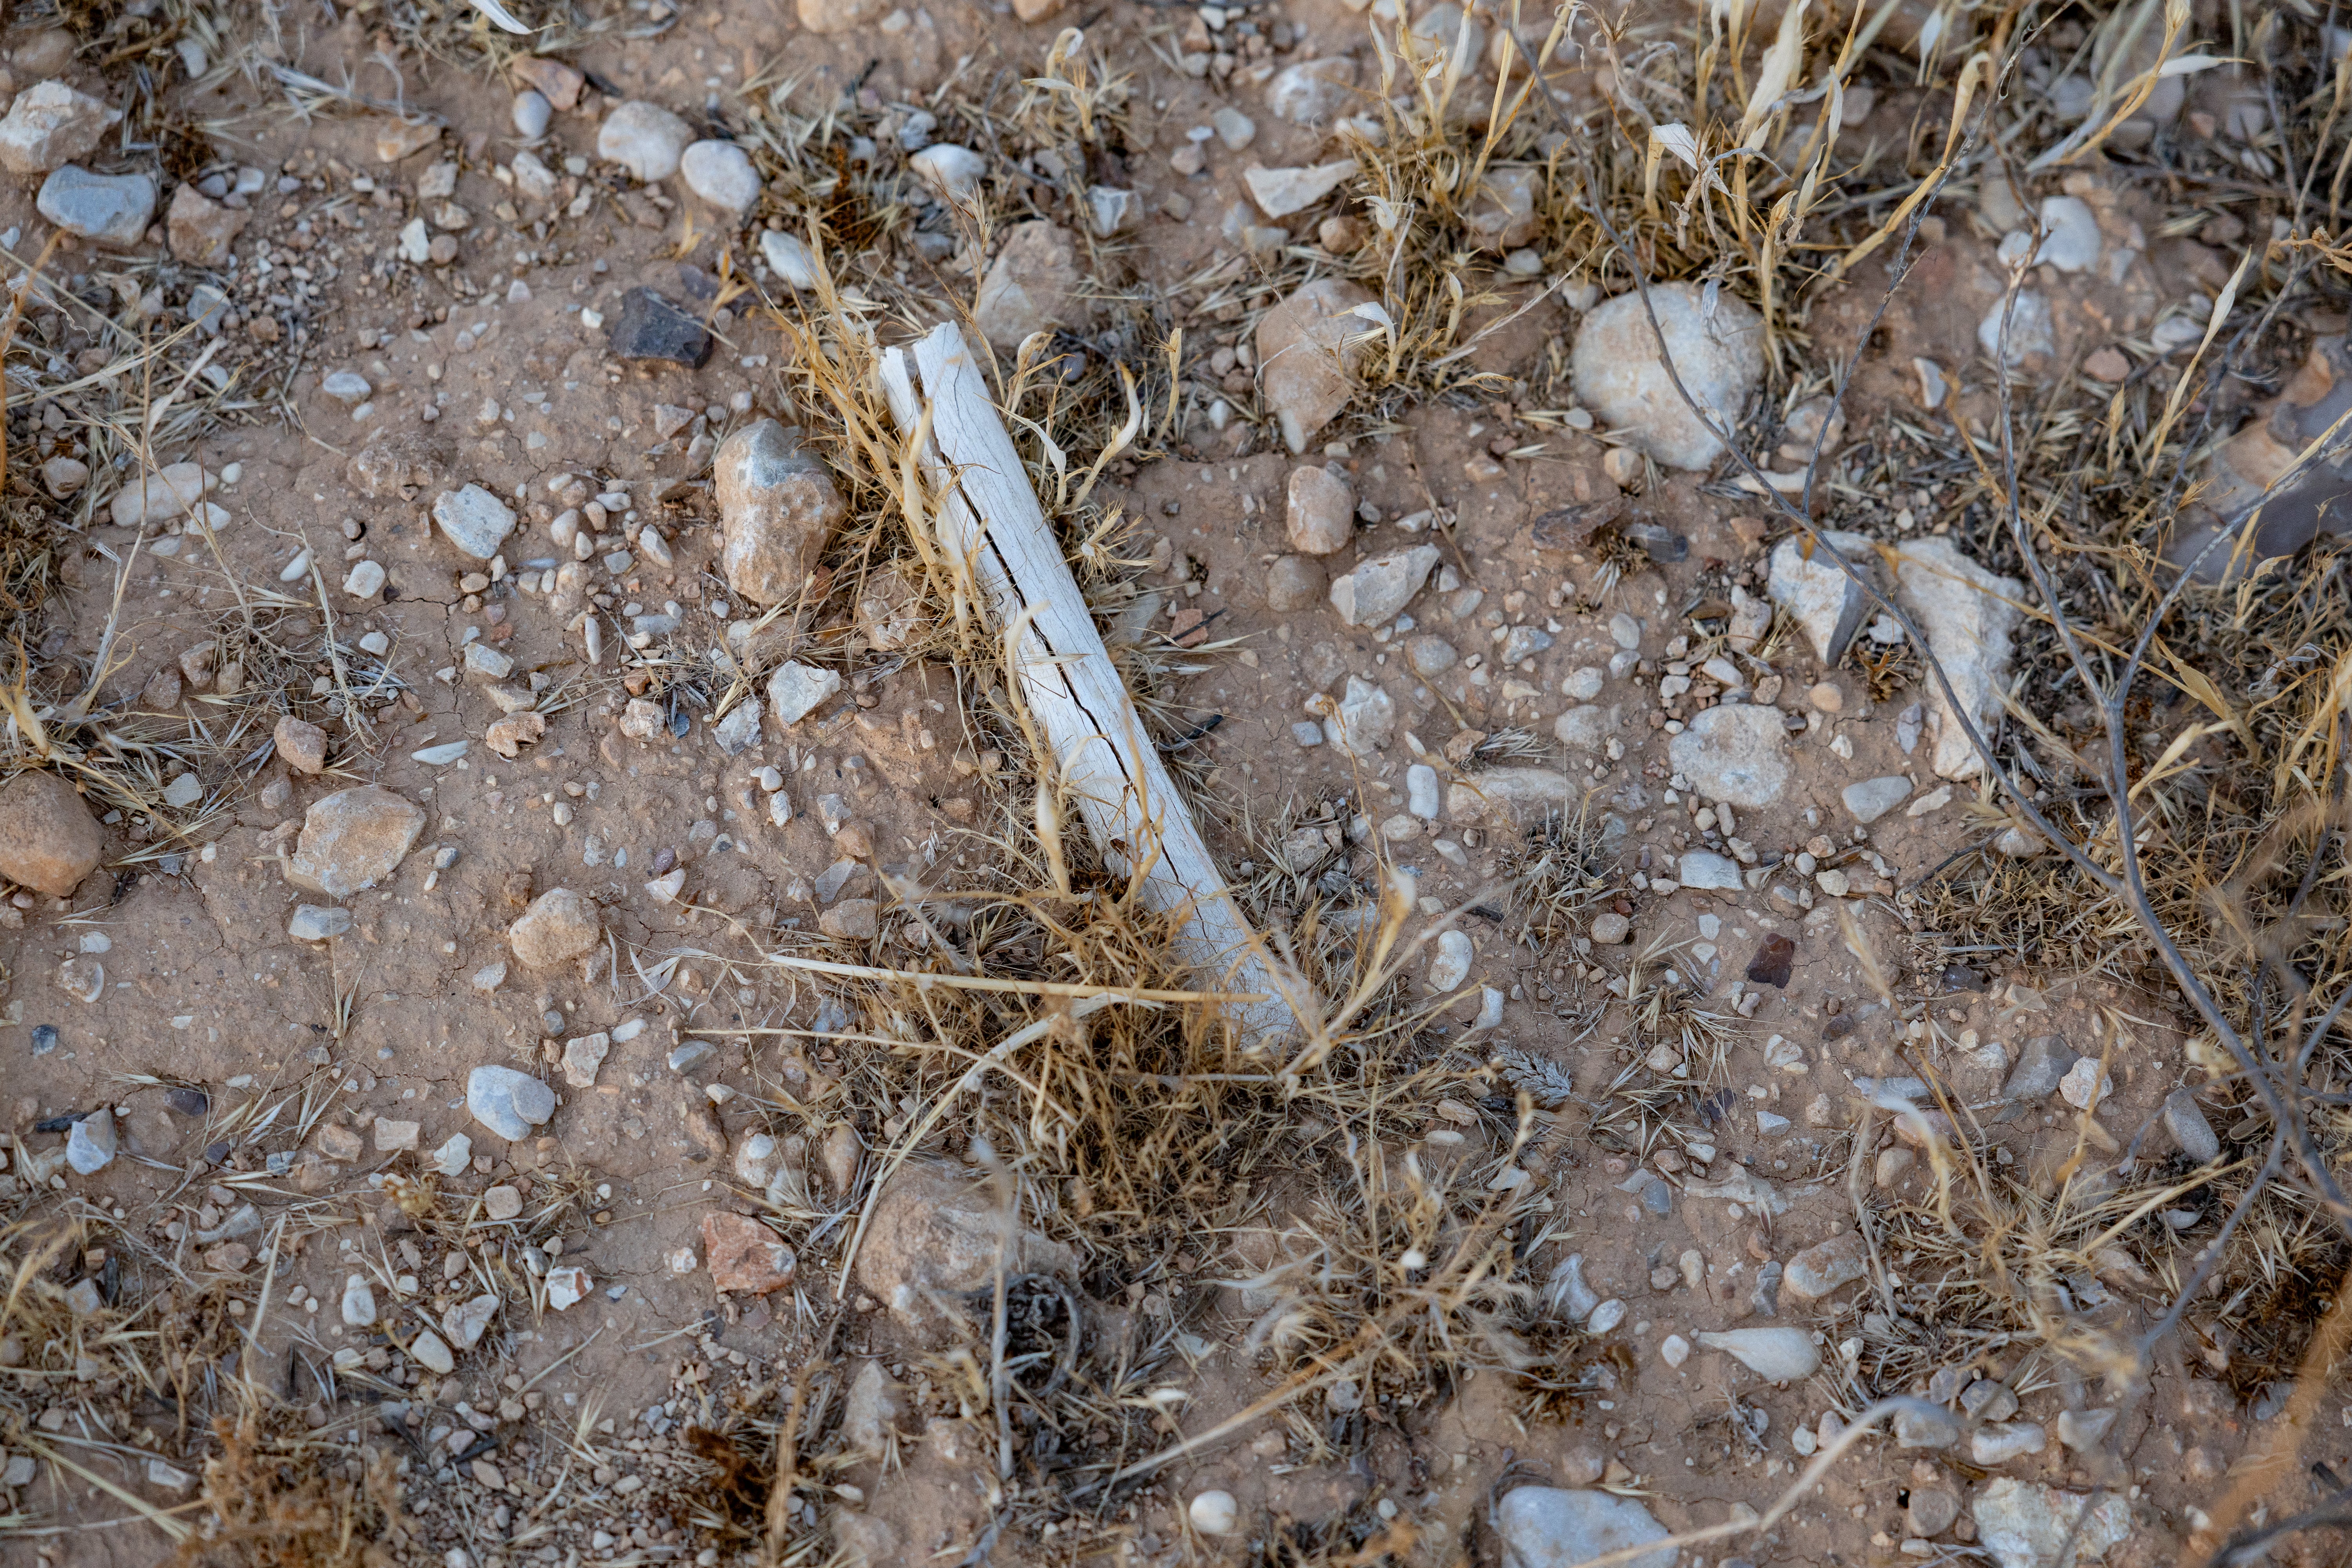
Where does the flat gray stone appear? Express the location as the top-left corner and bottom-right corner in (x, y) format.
(2003, 1034), (2078, 1103)
(285, 786), (425, 897)
(560, 1031), (610, 1089)
(37, 165), (156, 246)
(443, 1292), (499, 1349)
(1320, 676), (1394, 757)
(1668, 702), (1789, 808)
(1895, 537), (2023, 781)
(1329, 545), (1439, 626)
(0, 82), (120, 174)
(1962, 1379), (2020, 1422)
(1554, 704), (1617, 752)
(1842, 775), (1912, 823)
(1676, 850), (1743, 890)
(1895, 1401), (1962, 1449)
(768, 661), (841, 728)
(432, 485), (517, 560)
(1496, 1488), (1674, 1568)
(467, 1064), (556, 1142)
(712, 698), (763, 756)
(1695, 1326), (1818, 1379)
(287, 905), (352, 942)
(2056, 1408), (2115, 1451)
(1571, 282), (1764, 469)
(1546, 1253), (1598, 1320)
(1768, 528), (1878, 661)
(1781, 1233), (1866, 1299)
(1971, 1480), (2131, 1568)
(2162, 1087), (2220, 1163)
(66, 1108), (116, 1174)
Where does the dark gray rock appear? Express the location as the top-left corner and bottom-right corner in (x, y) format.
(2002, 1034), (2078, 1103)
(608, 287), (711, 367)
(2162, 1087), (2220, 1163)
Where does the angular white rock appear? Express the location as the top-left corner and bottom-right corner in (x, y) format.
(1329, 545), (1439, 626)
(767, 661), (841, 727)
(432, 485), (517, 560)
(1970, 1479), (2129, 1568)
(1893, 537), (2022, 780)
(1767, 528), (1879, 662)
(466, 1065), (557, 1142)
(1572, 282), (1764, 469)
(1677, 850), (1743, 890)
(1429, 928), (1473, 990)
(1497, 1488), (1675, 1568)
(1696, 1326), (1820, 1380)
(66, 1109), (116, 1174)
(1243, 160), (1357, 218)
(2034, 196), (2101, 273)
(760, 229), (820, 289)
(909, 143), (987, 200)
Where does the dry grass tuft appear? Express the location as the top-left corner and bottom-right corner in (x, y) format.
(166, 1409), (407, 1568)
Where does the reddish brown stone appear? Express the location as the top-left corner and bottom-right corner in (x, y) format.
(702, 1212), (796, 1294)
(0, 770), (102, 896)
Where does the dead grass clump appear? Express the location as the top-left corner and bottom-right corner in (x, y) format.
(167, 1410), (407, 1568)
(718, 815), (1601, 1556)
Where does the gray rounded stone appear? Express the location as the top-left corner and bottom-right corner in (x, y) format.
(680, 139), (761, 212)
(597, 100), (693, 182)
(467, 1065), (557, 1142)
(1842, 774), (1913, 823)
(1285, 465), (1355, 555)
(512, 89), (552, 139)
(37, 165), (156, 247)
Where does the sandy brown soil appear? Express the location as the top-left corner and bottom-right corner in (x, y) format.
(0, 0), (2344, 1565)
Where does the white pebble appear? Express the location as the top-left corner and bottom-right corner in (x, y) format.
(1189, 1491), (1239, 1536)
(513, 90), (552, 139)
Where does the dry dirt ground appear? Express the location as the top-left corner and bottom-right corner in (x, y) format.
(0, 0), (2346, 1566)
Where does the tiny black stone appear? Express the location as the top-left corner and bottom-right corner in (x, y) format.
(203, 1140), (232, 1164)
(166, 1087), (211, 1116)
(607, 287), (712, 368)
